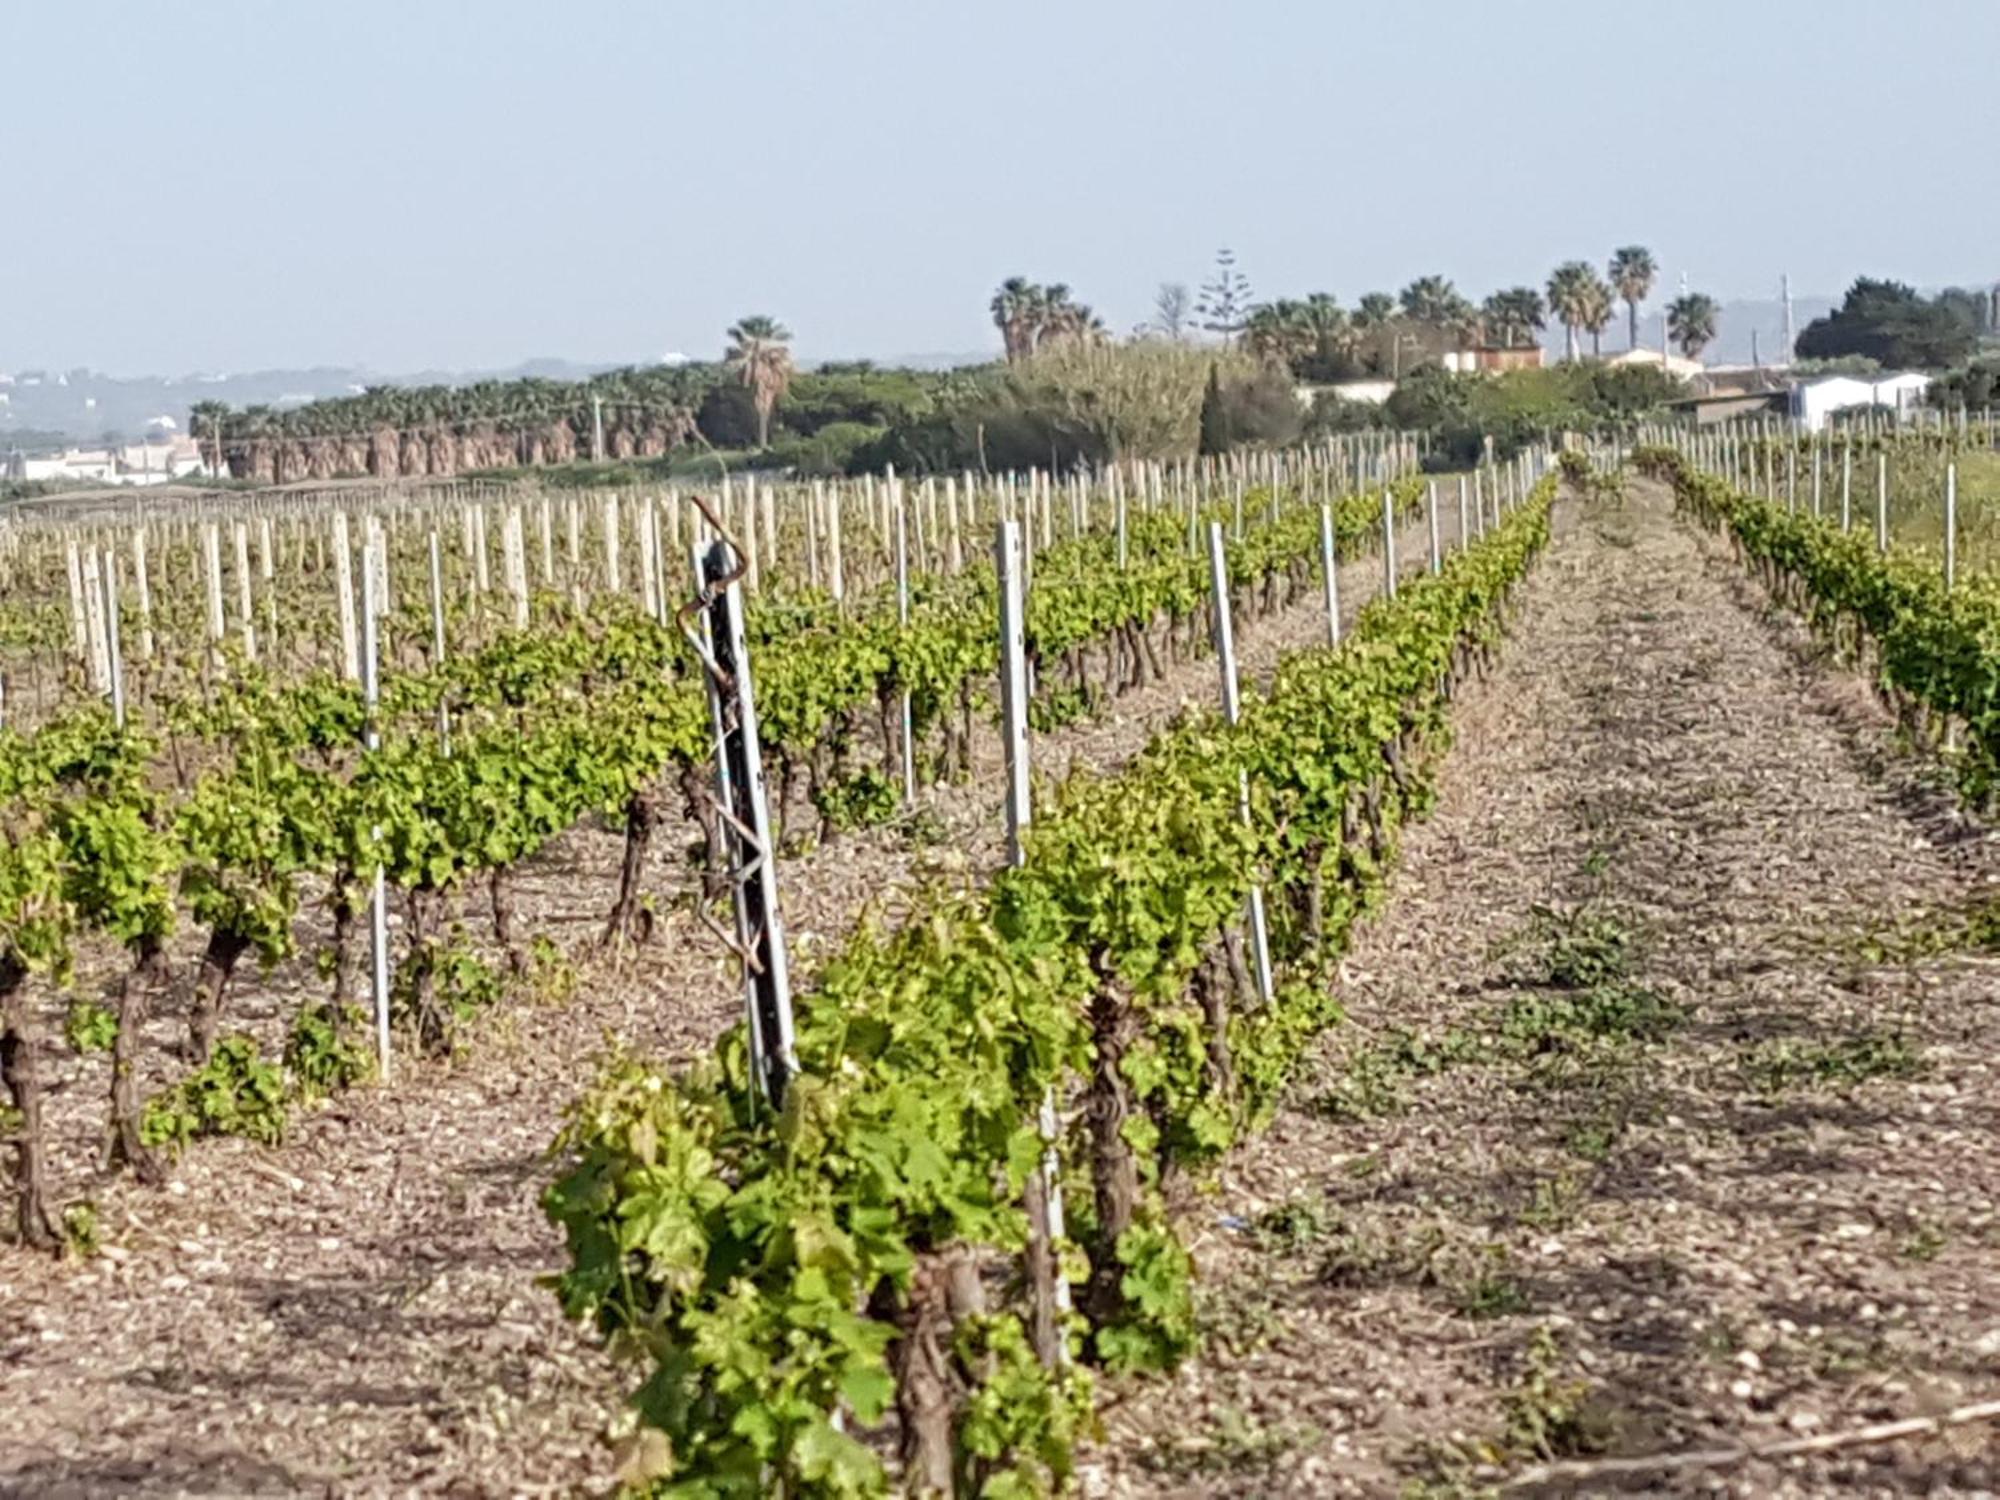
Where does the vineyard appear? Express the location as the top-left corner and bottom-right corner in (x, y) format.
(3, 427), (1999, 1496)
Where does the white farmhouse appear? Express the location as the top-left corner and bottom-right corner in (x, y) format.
(1789, 372), (1931, 432)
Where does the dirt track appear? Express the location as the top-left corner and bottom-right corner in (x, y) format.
(1088, 480), (2000, 1496)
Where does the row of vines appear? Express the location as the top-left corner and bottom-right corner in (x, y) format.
(1640, 444), (2000, 801)
(538, 471), (1562, 1494)
(0, 467), (1435, 1251)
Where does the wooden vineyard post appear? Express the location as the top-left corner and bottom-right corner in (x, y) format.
(80, 548), (111, 698)
(132, 527), (154, 659)
(257, 517), (276, 655)
(1877, 453), (1889, 554)
(1205, 522), (1275, 1006)
(1945, 463), (1957, 592)
(64, 538), (88, 668)
(332, 513), (359, 680)
(100, 550), (126, 729)
(1115, 472), (1128, 570)
(503, 506), (529, 629)
(603, 494), (622, 596)
(1381, 489), (1398, 601)
(202, 522), (226, 650)
(1788, 448), (1798, 512)
(1426, 480), (1441, 574)
(651, 498), (672, 627)
(946, 476), (964, 575)
(997, 518), (1073, 1368)
(1319, 503), (1341, 646)
(1841, 446), (1853, 532)
(538, 498), (555, 586)
(565, 498), (583, 608)
(828, 482), (846, 605)
(1458, 476), (1470, 552)
(695, 536), (798, 1109)
(894, 481), (916, 801)
(360, 528), (393, 1082)
(472, 504), (491, 596)
(233, 521), (257, 660)
(806, 480), (823, 591)
(427, 530), (451, 754)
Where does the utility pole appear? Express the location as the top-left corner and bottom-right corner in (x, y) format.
(1781, 274), (1796, 366)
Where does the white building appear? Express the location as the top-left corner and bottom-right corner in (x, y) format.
(1790, 372), (1931, 432)
(1317, 379), (1397, 406)
(1605, 347), (1705, 381)
(7, 439), (206, 486)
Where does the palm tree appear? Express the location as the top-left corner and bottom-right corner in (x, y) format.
(1244, 300), (1315, 369)
(1034, 285), (1106, 347)
(1581, 273), (1615, 358)
(1667, 292), (1720, 360)
(990, 277), (1037, 362)
(1398, 275), (1460, 331)
(1299, 292), (1352, 369)
(1546, 262), (1596, 361)
(1608, 246), (1657, 352)
(1481, 287), (1546, 349)
(1354, 292), (1396, 333)
(724, 315), (795, 449)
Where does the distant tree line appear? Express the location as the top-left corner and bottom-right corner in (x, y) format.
(1795, 278), (1991, 370)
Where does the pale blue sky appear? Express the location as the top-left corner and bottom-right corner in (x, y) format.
(11, 0), (1998, 374)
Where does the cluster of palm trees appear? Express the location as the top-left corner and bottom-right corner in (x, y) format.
(1235, 277), (1546, 376)
(989, 278), (1109, 363)
(1221, 245), (1725, 376)
(193, 315), (813, 481)
(194, 367), (716, 483)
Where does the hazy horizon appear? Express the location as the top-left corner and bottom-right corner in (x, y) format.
(12, 0), (1999, 377)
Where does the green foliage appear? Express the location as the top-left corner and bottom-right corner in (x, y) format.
(61, 1201), (101, 1258)
(285, 1004), (375, 1097)
(1929, 358), (2000, 412)
(1795, 277), (1982, 369)
(64, 999), (118, 1054)
(1195, 362), (1304, 453)
(1743, 1031), (1925, 1095)
(141, 1034), (288, 1150)
(1500, 1326), (1615, 1460)
(811, 767), (900, 832)
(542, 475), (1558, 1493)
(1646, 442), (2000, 800)
(1507, 903), (1631, 989)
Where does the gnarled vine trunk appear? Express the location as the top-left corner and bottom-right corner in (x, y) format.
(602, 785), (660, 951)
(187, 926), (253, 1065)
(327, 870), (359, 1012)
(110, 935), (168, 1185)
(1083, 978), (1140, 1325)
(404, 885), (451, 1055)
(489, 866), (527, 978)
(1, 956), (56, 1251)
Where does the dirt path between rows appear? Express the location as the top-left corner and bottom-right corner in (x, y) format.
(0, 492), (1472, 1496)
(1088, 479), (2000, 1497)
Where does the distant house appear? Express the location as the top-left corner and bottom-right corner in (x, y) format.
(1314, 379), (1397, 406)
(1604, 348), (1704, 382)
(1672, 390), (1789, 426)
(1789, 372), (1931, 432)
(1441, 346), (1546, 374)
(9, 439), (205, 486)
